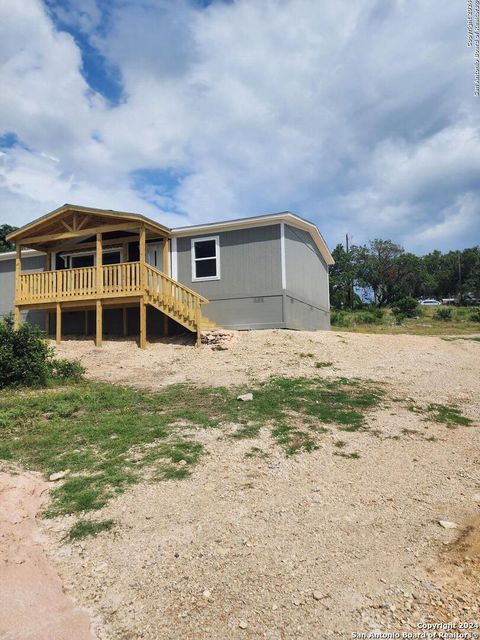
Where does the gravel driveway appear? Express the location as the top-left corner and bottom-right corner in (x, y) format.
(6, 330), (480, 639)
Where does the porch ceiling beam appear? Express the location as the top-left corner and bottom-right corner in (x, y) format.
(51, 236), (136, 253)
(20, 222), (142, 245)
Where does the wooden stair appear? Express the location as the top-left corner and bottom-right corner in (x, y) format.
(145, 264), (210, 344)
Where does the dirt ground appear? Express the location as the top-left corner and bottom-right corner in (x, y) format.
(0, 471), (96, 640)
(4, 330), (480, 639)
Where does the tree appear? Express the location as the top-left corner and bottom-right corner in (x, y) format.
(0, 225), (18, 253)
(329, 244), (355, 309)
(351, 239), (405, 306)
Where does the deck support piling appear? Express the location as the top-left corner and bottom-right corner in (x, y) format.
(95, 300), (103, 347)
(84, 310), (89, 336)
(14, 306), (20, 331)
(139, 298), (147, 349)
(14, 244), (21, 329)
(56, 303), (62, 345)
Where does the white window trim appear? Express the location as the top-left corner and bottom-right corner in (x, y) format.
(191, 235), (221, 282)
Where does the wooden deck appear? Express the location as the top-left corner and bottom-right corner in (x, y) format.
(8, 205), (212, 348)
(15, 262), (209, 347)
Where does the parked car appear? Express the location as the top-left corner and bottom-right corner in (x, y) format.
(419, 298), (441, 306)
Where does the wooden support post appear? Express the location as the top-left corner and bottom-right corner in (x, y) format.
(139, 298), (147, 349)
(96, 300), (102, 347)
(139, 225), (146, 288)
(46, 311), (50, 336)
(56, 303), (62, 345)
(162, 237), (171, 335)
(96, 233), (103, 294)
(14, 307), (21, 331)
(14, 244), (21, 328)
(96, 233), (103, 347)
(123, 307), (128, 338)
(195, 301), (202, 348)
(84, 310), (89, 336)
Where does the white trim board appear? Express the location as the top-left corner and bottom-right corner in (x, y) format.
(170, 237), (178, 280)
(280, 222), (286, 290)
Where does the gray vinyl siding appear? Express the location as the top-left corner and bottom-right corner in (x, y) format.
(284, 294), (330, 330)
(176, 224), (285, 329)
(176, 224), (282, 298)
(284, 224), (330, 329)
(0, 219), (331, 334)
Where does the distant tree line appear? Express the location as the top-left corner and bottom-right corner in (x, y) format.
(0, 225), (18, 252)
(330, 239), (480, 308)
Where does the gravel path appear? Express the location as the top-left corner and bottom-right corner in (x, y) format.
(5, 330), (480, 639)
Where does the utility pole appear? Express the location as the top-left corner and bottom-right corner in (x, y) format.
(457, 252), (462, 302)
(345, 233), (354, 309)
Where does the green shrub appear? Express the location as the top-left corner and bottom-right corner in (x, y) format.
(51, 358), (85, 382)
(0, 316), (84, 388)
(0, 316), (53, 388)
(469, 309), (480, 323)
(433, 307), (453, 321)
(330, 311), (351, 327)
(355, 309), (384, 325)
(392, 296), (418, 318)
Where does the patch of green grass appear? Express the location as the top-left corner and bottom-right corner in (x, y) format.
(402, 399), (475, 430)
(0, 375), (384, 515)
(334, 440), (347, 448)
(426, 404), (473, 428)
(315, 361), (333, 368)
(66, 519), (115, 541)
(299, 352), (314, 358)
(0, 382), (212, 516)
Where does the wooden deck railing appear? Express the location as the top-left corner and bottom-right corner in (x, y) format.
(16, 262), (208, 335)
(17, 262), (142, 304)
(145, 264), (208, 331)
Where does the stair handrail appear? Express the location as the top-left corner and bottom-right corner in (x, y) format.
(144, 264), (209, 304)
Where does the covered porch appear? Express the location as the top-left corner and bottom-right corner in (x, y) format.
(7, 204), (208, 348)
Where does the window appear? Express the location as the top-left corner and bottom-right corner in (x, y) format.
(191, 236), (220, 281)
(59, 248), (121, 269)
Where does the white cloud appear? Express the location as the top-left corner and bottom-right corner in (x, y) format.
(0, 0), (478, 252)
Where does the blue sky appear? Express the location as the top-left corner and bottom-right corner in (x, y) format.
(0, 0), (479, 253)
